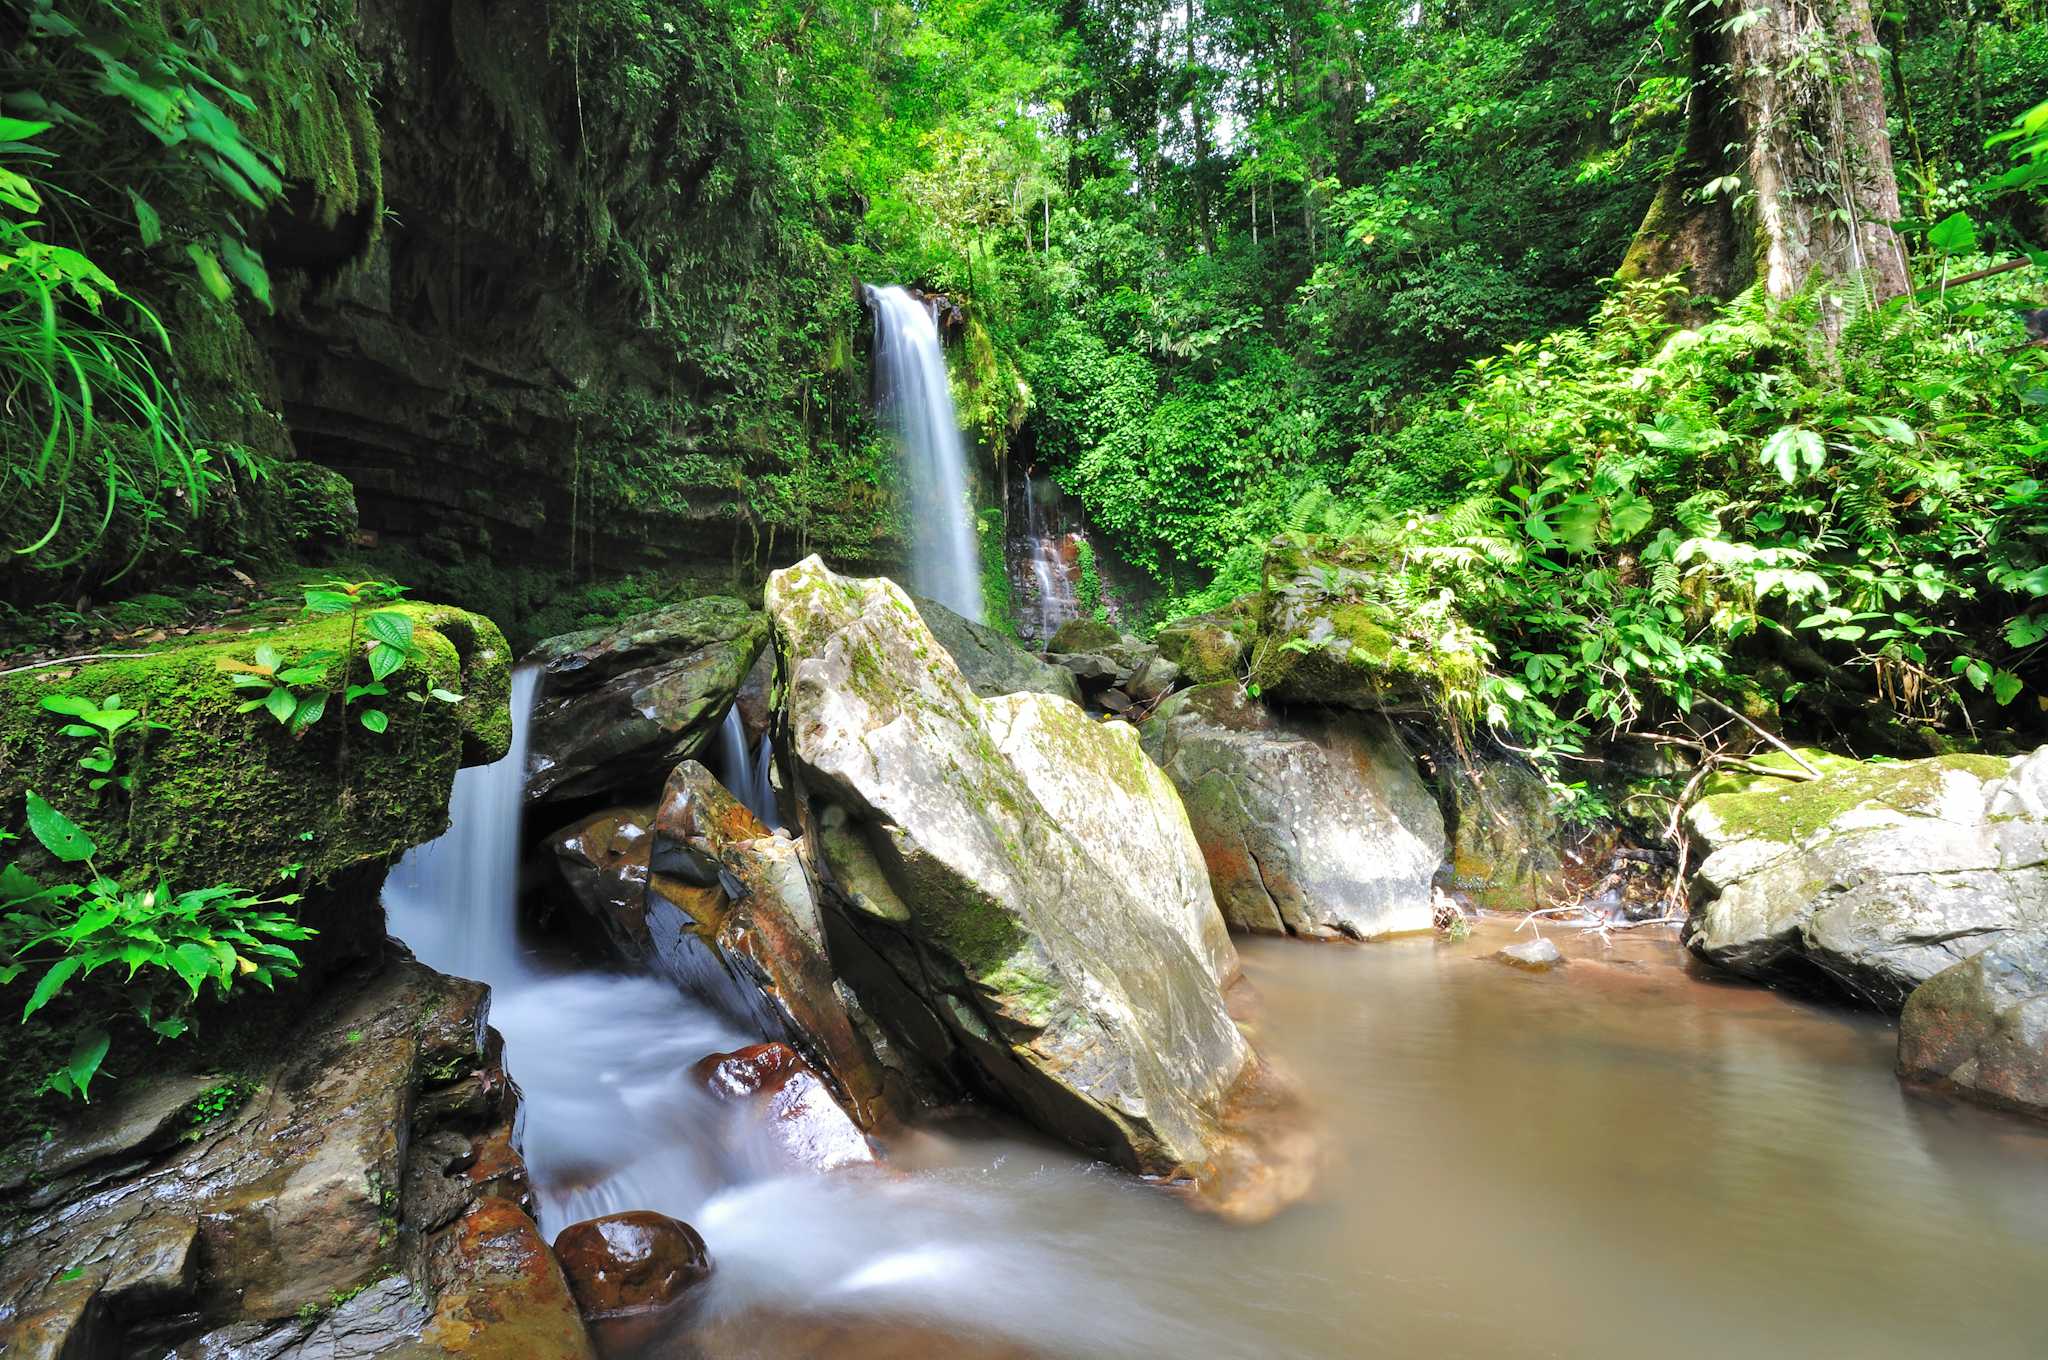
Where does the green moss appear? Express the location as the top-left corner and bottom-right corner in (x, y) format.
(1696, 751), (2012, 847)
(0, 599), (511, 892)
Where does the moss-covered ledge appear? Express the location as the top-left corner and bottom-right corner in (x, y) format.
(0, 601), (511, 893)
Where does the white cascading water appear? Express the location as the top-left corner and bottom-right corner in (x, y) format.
(867, 284), (984, 622)
(712, 706), (777, 830)
(1021, 470), (1077, 645)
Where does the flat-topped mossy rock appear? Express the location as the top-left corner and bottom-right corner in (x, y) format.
(0, 601), (510, 892)
(1685, 747), (2048, 1007)
(1153, 604), (1250, 686)
(1251, 537), (1484, 713)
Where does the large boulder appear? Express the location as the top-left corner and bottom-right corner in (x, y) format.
(1684, 748), (2048, 1007)
(912, 595), (1082, 704)
(766, 557), (1252, 1180)
(1251, 537), (1484, 713)
(526, 598), (768, 804)
(1140, 684), (1445, 940)
(1898, 931), (2048, 1118)
(1153, 604), (1250, 686)
(548, 766), (898, 1128)
(554, 1211), (711, 1357)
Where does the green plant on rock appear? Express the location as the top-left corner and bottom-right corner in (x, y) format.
(39, 690), (168, 794)
(220, 639), (335, 735)
(1, 791), (312, 1100)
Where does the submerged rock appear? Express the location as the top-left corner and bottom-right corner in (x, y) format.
(1684, 748), (2048, 1007)
(767, 557), (1256, 1182)
(526, 597), (768, 804)
(1140, 684), (1445, 940)
(1898, 932), (2048, 1118)
(693, 1043), (879, 1173)
(1496, 937), (1564, 971)
(913, 595), (1082, 704)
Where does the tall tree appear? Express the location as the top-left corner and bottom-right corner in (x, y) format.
(1623, 0), (1913, 332)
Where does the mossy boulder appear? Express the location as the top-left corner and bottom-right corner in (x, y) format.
(1154, 607), (1249, 686)
(1684, 747), (2048, 1007)
(1252, 537), (1484, 713)
(1141, 684), (1445, 940)
(766, 557), (1255, 1181)
(526, 597), (768, 804)
(0, 601), (511, 893)
(1047, 616), (1120, 654)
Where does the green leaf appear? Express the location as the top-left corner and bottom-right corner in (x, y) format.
(23, 955), (83, 1018)
(365, 611), (414, 648)
(367, 642), (406, 682)
(290, 691), (327, 733)
(185, 243), (234, 303)
(26, 792), (96, 863)
(1927, 211), (1979, 256)
(264, 687), (298, 724)
(1761, 427), (1826, 483)
(217, 233), (271, 311)
(303, 590), (352, 616)
(61, 1029), (110, 1100)
(0, 116), (53, 143)
(1992, 671), (2024, 705)
(128, 189), (162, 247)
(39, 693), (98, 718)
(359, 708), (389, 734)
(429, 688), (464, 703)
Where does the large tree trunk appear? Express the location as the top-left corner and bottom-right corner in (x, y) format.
(1623, 0), (1913, 334)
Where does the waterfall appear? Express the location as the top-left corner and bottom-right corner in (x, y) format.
(1020, 471), (1077, 645)
(384, 664), (541, 984)
(867, 284), (984, 622)
(714, 705), (779, 831)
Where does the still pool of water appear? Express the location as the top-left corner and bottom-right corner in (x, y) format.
(467, 924), (2048, 1359)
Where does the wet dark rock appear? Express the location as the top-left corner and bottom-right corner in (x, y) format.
(692, 1043), (879, 1173)
(768, 558), (1260, 1186)
(1045, 649), (1122, 693)
(1496, 937), (1564, 971)
(547, 767), (898, 1129)
(1127, 653), (1182, 703)
(1898, 932), (2048, 1118)
(735, 645), (776, 747)
(553, 1211), (711, 1323)
(1685, 747), (2048, 1007)
(1141, 684), (1445, 940)
(526, 598), (768, 804)
(912, 595), (1082, 704)
(1, 958), (576, 1359)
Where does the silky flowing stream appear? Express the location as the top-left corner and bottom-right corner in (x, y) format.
(386, 683), (2048, 1358)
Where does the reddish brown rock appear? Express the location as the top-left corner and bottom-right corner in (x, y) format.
(693, 1043), (879, 1173)
(411, 1198), (595, 1359)
(554, 1211), (711, 1320)
(550, 763), (902, 1131)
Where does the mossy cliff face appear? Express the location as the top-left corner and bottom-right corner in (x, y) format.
(235, 0), (894, 635)
(0, 601), (511, 893)
(766, 556), (1261, 1184)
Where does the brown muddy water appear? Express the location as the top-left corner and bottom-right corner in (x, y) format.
(666, 922), (2048, 1360)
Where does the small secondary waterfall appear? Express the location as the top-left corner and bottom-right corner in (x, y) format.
(867, 284), (984, 622)
(714, 705), (778, 830)
(1020, 470), (1077, 645)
